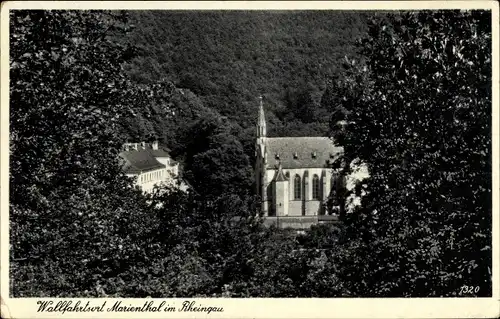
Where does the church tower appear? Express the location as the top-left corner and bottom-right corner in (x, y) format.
(257, 95), (266, 139)
(255, 95), (268, 215)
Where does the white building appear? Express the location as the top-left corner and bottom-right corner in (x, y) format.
(119, 141), (184, 193)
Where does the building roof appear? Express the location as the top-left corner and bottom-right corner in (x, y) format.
(266, 137), (343, 169)
(119, 148), (165, 174)
(147, 146), (167, 156)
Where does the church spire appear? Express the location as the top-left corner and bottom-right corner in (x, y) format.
(257, 95), (266, 138)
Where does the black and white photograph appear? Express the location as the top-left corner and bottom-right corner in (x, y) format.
(1, 1), (498, 318)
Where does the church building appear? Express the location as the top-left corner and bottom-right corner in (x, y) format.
(255, 97), (346, 229)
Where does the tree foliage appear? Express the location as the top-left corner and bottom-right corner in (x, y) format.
(118, 11), (371, 146)
(324, 10), (492, 297)
(9, 10), (155, 297)
(180, 117), (254, 199)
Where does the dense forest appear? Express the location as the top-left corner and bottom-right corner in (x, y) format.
(124, 11), (369, 122)
(116, 11), (372, 161)
(9, 9), (492, 298)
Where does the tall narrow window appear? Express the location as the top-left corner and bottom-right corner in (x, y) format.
(294, 175), (301, 200)
(312, 174), (320, 199)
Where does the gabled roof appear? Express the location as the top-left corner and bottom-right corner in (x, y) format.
(265, 137), (343, 169)
(274, 162), (288, 182)
(119, 148), (165, 174)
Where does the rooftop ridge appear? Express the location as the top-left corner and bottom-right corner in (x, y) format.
(264, 136), (343, 169)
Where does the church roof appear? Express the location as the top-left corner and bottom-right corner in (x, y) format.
(119, 148), (165, 174)
(266, 137), (343, 169)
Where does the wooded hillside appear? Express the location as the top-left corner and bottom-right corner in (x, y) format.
(120, 11), (371, 137)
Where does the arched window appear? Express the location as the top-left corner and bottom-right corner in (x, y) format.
(294, 175), (301, 200)
(312, 174), (320, 200)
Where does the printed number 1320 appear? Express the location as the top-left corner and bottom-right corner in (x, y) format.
(460, 286), (480, 294)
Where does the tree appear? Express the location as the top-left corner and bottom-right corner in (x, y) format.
(143, 185), (267, 297)
(9, 10), (155, 297)
(325, 10), (492, 296)
(181, 116), (254, 199)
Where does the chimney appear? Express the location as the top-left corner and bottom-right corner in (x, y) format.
(152, 140), (159, 150)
